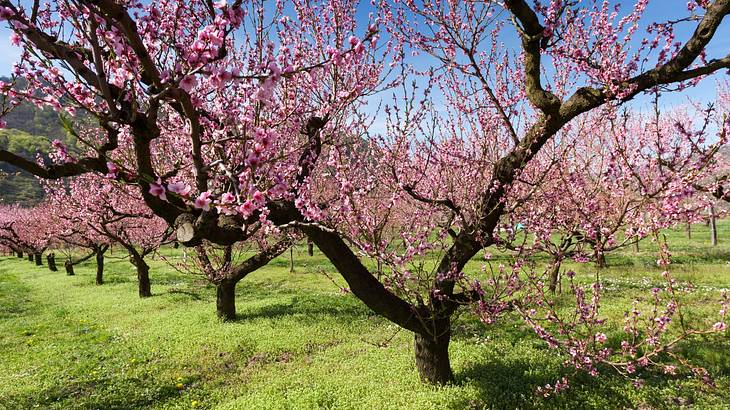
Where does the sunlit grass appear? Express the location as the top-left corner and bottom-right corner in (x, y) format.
(0, 221), (729, 409)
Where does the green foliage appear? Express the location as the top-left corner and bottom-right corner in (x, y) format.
(0, 223), (729, 409)
(0, 76), (85, 204)
(0, 128), (51, 204)
(0, 128), (52, 153)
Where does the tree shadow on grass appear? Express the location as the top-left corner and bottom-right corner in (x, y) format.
(228, 294), (371, 325)
(166, 288), (203, 300)
(69, 273), (133, 288)
(2, 374), (190, 410)
(451, 359), (642, 410)
(448, 313), (730, 409)
(449, 335), (730, 410)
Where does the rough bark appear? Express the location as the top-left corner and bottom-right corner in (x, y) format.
(64, 259), (75, 275)
(216, 280), (236, 321)
(548, 260), (561, 293)
(130, 255), (152, 298)
(414, 322), (454, 385)
(46, 253), (58, 271)
(137, 261), (152, 297)
(95, 250), (105, 285)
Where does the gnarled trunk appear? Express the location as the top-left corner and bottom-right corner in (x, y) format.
(216, 280), (237, 321)
(414, 322), (454, 385)
(548, 260), (561, 293)
(136, 260), (152, 298)
(46, 253), (58, 271)
(34, 253), (42, 266)
(64, 259), (75, 275)
(95, 251), (105, 285)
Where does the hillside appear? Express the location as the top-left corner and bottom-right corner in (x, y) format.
(0, 77), (75, 204)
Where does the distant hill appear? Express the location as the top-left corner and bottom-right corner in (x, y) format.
(0, 128), (53, 204)
(0, 76), (76, 204)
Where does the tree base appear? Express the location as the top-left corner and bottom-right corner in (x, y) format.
(414, 331), (454, 385)
(216, 281), (236, 321)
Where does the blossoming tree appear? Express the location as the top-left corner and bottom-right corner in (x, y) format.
(0, 203), (56, 265)
(509, 101), (726, 292)
(0, 0), (729, 387)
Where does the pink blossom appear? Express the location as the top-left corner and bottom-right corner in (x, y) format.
(106, 162), (119, 178)
(179, 75), (197, 92)
(595, 333), (607, 343)
(194, 192), (212, 211)
(213, 0), (227, 9)
(712, 322), (727, 332)
(246, 152), (260, 167)
(238, 200), (255, 217)
(220, 192), (236, 203)
(167, 181), (191, 197)
(149, 179), (167, 201)
(9, 32), (20, 46)
(0, 7), (13, 20)
(252, 190), (265, 205)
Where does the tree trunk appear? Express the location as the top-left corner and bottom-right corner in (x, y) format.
(414, 324), (454, 385)
(709, 205), (718, 246)
(95, 251), (105, 285)
(46, 253), (58, 271)
(289, 247), (295, 273)
(64, 259), (75, 275)
(548, 260), (561, 293)
(136, 259), (152, 298)
(594, 249), (607, 269)
(16, 251), (23, 258)
(686, 221), (692, 239)
(307, 240), (314, 256)
(216, 280), (237, 321)
(34, 253), (42, 266)
(633, 238), (640, 253)
(28, 253), (34, 262)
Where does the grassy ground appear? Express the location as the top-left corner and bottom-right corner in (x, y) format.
(1, 222), (730, 409)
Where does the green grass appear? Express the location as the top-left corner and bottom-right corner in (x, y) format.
(1, 222), (730, 409)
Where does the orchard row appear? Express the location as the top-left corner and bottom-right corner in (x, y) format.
(0, 0), (729, 392)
